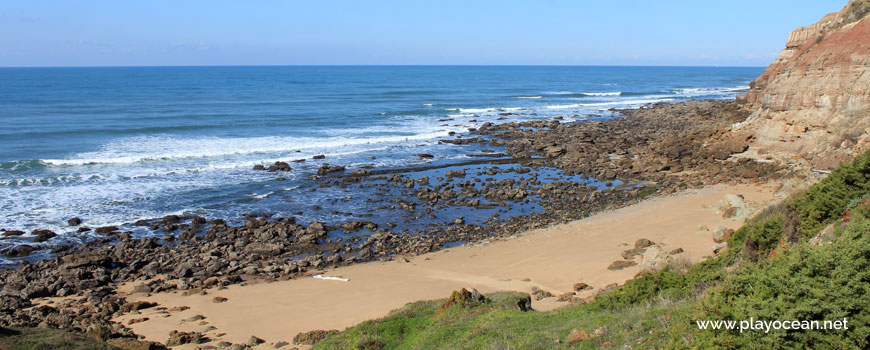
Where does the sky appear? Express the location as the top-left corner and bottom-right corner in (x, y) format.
(0, 0), (848, 67)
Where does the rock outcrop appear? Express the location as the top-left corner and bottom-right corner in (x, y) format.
(737, 0), (870, 168)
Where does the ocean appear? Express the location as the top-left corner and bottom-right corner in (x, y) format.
(0, 65), (762, 254)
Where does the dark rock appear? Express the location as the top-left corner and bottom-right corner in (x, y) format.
(95, 226), (119, 235)
(317, 163), (345, 175)
(531, 287), (553, 300)
(31, 229), (56, 243)
(573, 283), (592, 292)
(445, 170), (466, 178)
(1, 230), (25, 237)
(247, 335), (265, 346)
(268, 161), (291, 172)
(68, 217), (82, 226)
(166, 330), (204, 347)
(120, 301), (158, 313)
(515, 294), (533, 312)
(634, 238), (653, 249)
(1, 245), (38, 258)
(607, 260), (637, 271)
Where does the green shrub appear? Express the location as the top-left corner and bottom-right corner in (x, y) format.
(591, 270), (688, 311)
(742, 215), (785, 262)
(690, 206), (870, 349)
(790, 151), (870, 240)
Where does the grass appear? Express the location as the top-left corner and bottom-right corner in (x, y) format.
(0, 327), (121, 350)
(315, 150), (870, 350)
(315, 291), (699, 350)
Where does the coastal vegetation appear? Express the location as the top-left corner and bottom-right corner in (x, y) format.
(316, 150), (870, 349)
(0, 327), (120, 350)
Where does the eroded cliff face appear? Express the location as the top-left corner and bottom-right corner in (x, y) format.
(735, 0), (870, 169)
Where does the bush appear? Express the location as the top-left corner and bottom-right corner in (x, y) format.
(691, 205), (870, 349)
(591, 270), (688, 311)
(790, 151), (870, 240)
(742, 215), (785, 262)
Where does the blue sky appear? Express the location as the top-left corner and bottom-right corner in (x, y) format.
(0, 0), (847, 67)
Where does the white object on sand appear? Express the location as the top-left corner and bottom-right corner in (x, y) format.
(313, 274), (349, 282)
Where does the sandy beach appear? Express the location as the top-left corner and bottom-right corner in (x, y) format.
(114, 183), (779, 349)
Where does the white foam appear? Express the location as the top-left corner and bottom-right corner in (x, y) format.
(41, 130), (455, 167)
(545, 98), (674, 109)
(249, 190), (276, 200)
(544, 103), (582, 110)
(581, 91), (622, 96)
(580, 98), (674, 107)
(672, 86), (749, 95)
(516, 96), (542, 99)
(453, 107), (526, 114)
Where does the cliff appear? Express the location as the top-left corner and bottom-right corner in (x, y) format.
(735, 0), (870, 169)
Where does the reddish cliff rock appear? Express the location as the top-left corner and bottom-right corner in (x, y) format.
(736, 0), (870, 168)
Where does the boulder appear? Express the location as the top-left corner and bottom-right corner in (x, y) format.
(67, 217), (82, 226)
(1, 230), (25, 237)
(267, 161), (291, 172)
(31, 229), (56, 243)
(1, 245), (38, 258)
(515, 294), (533, 312)
(544, 145), (566, 158)
(445, 170), (466, 178)
(247, 336), (265, 346)
(634, 238), (654, 249)
(317, 163), (345, 175)
(715, 194), (751, 220)
(95, 226), (119, 235)
(120, 301), (158, 313)
(244, 242), (282, 256)
(573, 282), (592, 292)
(607, 260), (637, 270)
(639, 245), (672, 272)
(712, 226), (735, 243)
(166, 330), (203, 347)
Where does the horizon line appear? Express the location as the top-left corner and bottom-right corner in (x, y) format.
(0, 63), (768, 69)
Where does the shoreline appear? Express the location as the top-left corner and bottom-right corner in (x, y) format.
(0, 99), (795, 349)
(115, 182), (781, 349)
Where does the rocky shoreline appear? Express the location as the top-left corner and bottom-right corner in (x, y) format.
(0, 99), (789, 349)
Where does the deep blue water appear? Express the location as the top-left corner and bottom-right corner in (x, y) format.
(0, 65), (762, 251)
